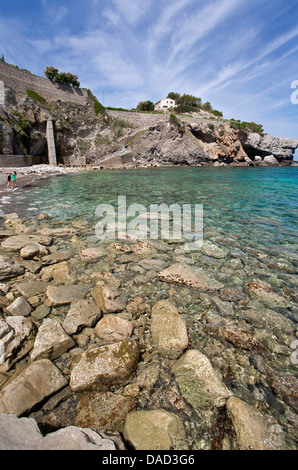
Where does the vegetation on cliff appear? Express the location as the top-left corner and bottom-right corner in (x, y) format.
(44, 66), (80, 88)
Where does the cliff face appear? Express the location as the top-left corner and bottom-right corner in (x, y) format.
(0, 86), (297, 168)
(122, 118), (298, 167)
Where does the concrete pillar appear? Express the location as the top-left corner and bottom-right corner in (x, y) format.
(0, 81), (5, 105)
(46, 119), (57, 166)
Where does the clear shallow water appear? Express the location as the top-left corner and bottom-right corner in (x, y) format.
(7, 166), (298, 256)
(3, 166), (298, 448)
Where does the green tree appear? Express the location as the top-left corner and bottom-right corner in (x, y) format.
(177, 94), (202, 108)
(167, 92), (181, 101)
(44, 66), (59, 81)
(137, 100), (154, 112)
(202, 101), (213, 112)
(44, 67), (80, 88)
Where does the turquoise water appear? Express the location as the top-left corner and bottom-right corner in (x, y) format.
(9, 166), (298, 256)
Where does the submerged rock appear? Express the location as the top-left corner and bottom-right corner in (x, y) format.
(172, 349), (232, 410)
(227, 396), (287, 450)
(80, 247), (106, 261)
(91, 284), (126, 313)
(76, 391), (136, 432)
(159, 263), (223, 291)
(246, 280), (288, 307)
(200, 241), (228, 259)
(124, 409), (188, 450)
(94, 315), (133, 345)
(44, 284), (92, 306)
(205, 324), (264, 352)
(1, 234), (52, 252)
(151, 299), (189, 357)
(69, 340), (140, 392)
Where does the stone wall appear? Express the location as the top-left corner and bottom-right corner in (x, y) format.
(0, 155), (47, 167)
(0, 81), (4, 105)
(0, 62), (88, 106)
(107, 110), (169, 128)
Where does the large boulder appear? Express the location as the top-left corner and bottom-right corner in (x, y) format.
(124, 410), (188, 450)
(226, 396), (287, 450)
(30, 319), (75, 361)
(0, 359), (68, 416)
(0, 255), (24, 281)
(1, 234), (52, 252)
(62, 299), (101, 335)
(0, 414), (117, 450)
(263, 154), (279, 166)
(94, 315), (133, 345)
(44, 284), (92, 307)
(150, 300), (188, 357)
(172, 349), (232, 410)
(70, 340), (140, 392)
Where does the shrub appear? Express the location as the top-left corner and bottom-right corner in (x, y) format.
(26, 90), (46, 105)
(169, 113), (180, 126)
(230, 119), (264, 135)
(137, 100), (155, 112)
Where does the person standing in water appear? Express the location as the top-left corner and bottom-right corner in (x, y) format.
(11, 171), (17, 187)
(6, 173), (12, 188)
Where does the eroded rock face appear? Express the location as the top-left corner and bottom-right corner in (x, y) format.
(243, 133), (298, 161)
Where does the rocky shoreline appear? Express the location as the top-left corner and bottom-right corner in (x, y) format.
(0, 202), (297, 450)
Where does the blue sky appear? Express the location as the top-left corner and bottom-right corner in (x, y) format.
(0, 0), (297, 142)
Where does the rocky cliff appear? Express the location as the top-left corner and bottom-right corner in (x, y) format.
(0, 86), (297, 168)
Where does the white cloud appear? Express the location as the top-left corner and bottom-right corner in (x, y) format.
(102, 0), (153, 27)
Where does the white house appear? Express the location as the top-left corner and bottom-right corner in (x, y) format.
(154, 97), (176, 111)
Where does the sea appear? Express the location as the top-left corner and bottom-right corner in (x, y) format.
(1, 165), (298, 448)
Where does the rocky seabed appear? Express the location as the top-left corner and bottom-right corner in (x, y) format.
(0, 211), (297, 450)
